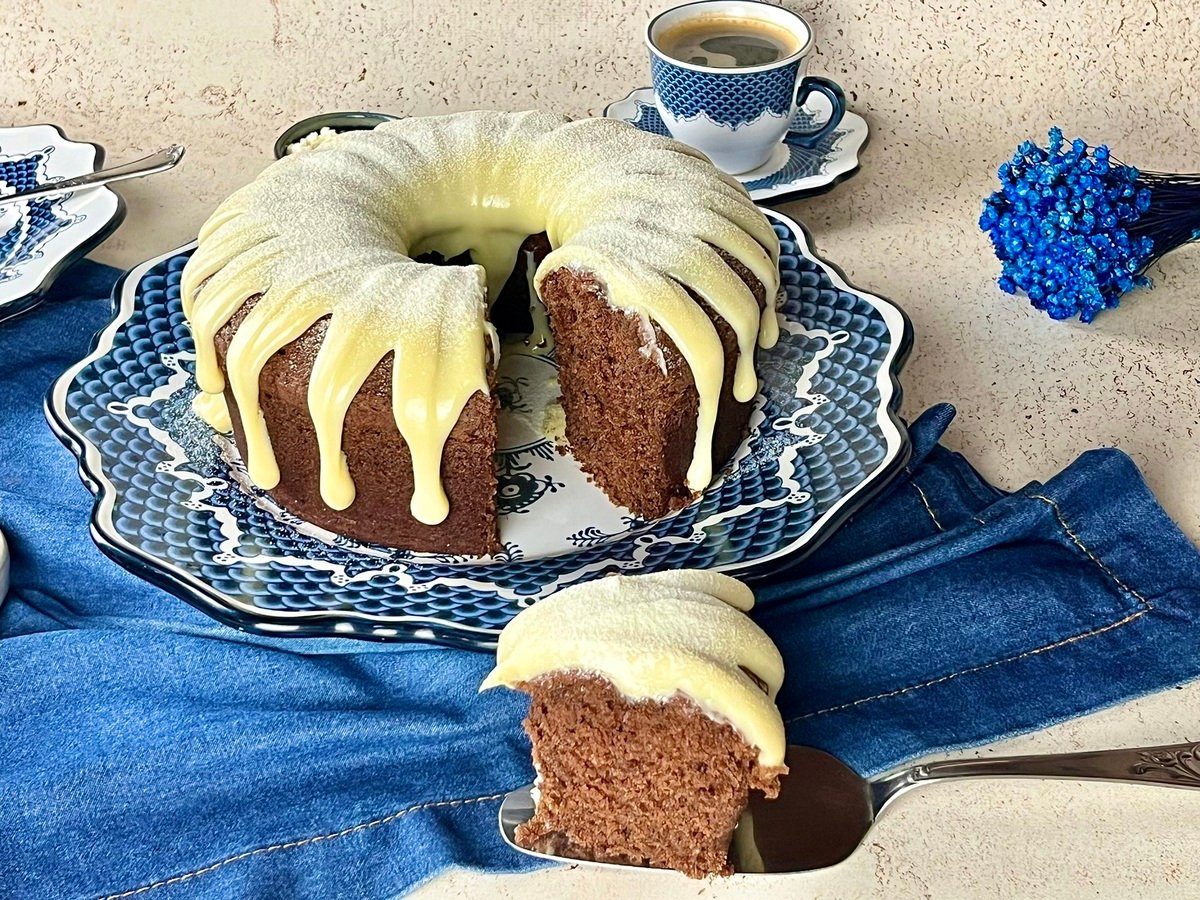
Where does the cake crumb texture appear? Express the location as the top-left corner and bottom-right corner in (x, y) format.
(515, 673), (784, 879)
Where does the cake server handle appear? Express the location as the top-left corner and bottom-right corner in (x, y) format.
(872, 741), (1200, 814)
(0, 145), (185, 207)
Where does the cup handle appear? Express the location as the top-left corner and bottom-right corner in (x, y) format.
(786, 76), (846, 149)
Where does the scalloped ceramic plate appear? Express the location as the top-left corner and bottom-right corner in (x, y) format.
(46, 210), (911, 649)
(604, 87), (868, 204)
(0, 125), (125, 322)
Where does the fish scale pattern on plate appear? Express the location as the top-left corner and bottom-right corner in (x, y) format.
(49, 212), (910, 648)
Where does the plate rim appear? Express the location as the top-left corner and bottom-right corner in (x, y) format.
(45, 210), (912, 649)
(736, 211), (913, 578)
(601, 86), (869, 205)
(737, 219), (913, 581)
(0, 123), (127, 323)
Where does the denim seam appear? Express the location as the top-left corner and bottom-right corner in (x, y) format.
(96, 792), (508, 900)
(785, 493), (1153, 724)
(1029, 493), (1152, 608)
(911, 482), (944, 532)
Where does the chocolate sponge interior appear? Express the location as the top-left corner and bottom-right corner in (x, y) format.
(515, 673), (783, 878)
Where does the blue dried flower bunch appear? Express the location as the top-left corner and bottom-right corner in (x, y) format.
(981, 127), (1200, 322)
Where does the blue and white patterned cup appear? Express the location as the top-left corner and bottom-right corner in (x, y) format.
(646, 1), (846, 174)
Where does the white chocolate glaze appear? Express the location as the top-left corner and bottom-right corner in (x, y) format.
(480, 569), (787, 767)
(181, 111), (780, 525)
(191, 390), (231, 432)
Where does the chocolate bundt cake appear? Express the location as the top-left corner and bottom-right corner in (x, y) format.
(481, 569), (788, 878)
(181, 111), (781, 554)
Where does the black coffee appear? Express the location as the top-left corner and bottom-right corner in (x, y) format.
(657, 15), (801, 68)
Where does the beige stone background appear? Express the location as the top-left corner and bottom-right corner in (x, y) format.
(4, 0), (1200, 896)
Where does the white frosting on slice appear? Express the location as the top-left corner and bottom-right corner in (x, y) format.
(480, 569), (786, 767)
(182, 111), (781, 525)
(632, 310), (668, 375)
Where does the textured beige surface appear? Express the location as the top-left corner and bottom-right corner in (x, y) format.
(3, 0), (1198, 896)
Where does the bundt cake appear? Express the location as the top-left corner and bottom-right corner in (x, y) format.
(181, 110), (781, 554)
(481, 569), (788, 878)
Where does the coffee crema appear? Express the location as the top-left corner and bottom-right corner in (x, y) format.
(656, 14), (802, 68)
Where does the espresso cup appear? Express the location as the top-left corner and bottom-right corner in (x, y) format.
(646, 0), (846, 174)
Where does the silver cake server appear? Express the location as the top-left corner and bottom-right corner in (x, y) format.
(0, 144), (184, 207)
(499, 740), (1200, 874)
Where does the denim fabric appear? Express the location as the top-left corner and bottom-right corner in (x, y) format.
(3, 261), (1199, 899)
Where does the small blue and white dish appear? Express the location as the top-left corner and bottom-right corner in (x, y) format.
(0, 125), (125, 322)
(605, 87), (868, 205)
(47, 210), (911, 649)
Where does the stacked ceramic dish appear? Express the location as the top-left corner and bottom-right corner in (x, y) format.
(0, 125), (125, 322)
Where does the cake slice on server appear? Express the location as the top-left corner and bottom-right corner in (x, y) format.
(481, 569), (788, 878)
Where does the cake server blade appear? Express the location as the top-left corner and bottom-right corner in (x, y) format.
(0, 145), (185, 208)
(499, 740), (1200, 875)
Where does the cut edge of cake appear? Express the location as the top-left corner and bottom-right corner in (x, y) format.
(211, 234), (770, 554)
(514, 672), (786, 878)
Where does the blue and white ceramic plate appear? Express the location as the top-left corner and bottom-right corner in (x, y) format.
(47, 210), (911, 649)
(0, 125), (125, 322)
(604, 87), (868, 204)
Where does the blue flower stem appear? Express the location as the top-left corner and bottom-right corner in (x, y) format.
(1132, 174), (1200, 270)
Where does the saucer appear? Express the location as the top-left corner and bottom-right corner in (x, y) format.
(603, 87), (868, 204)
(0, 125), (125, 322)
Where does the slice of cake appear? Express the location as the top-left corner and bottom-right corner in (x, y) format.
(481, 569), (788, 878)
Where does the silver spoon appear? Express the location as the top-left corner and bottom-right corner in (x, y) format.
(0, 145), (185, 207)
(500, 741), (1200, 874)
